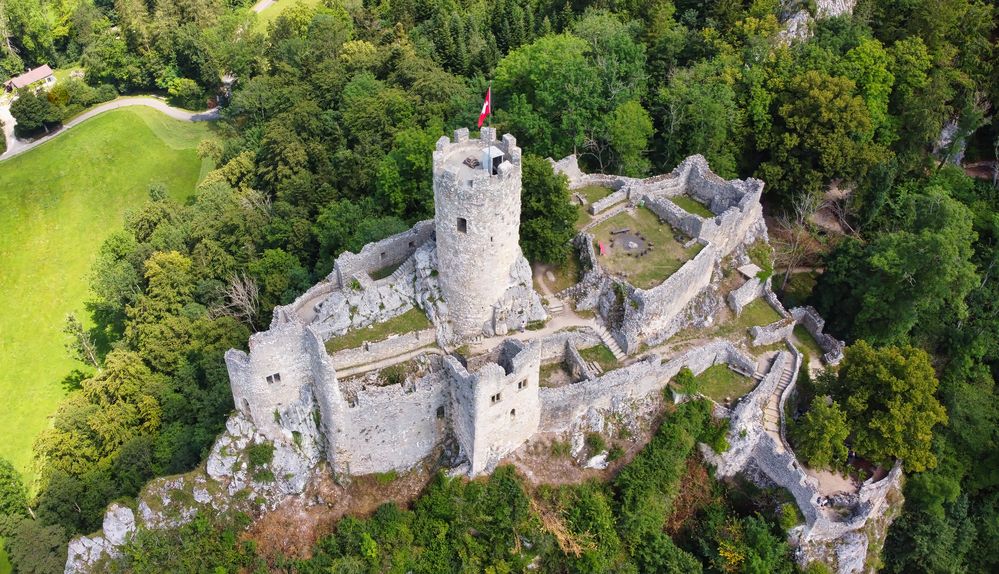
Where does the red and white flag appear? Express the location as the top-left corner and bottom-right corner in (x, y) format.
(477, 86), (491, 128)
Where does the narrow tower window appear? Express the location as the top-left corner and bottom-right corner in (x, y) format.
(457, 217), (468, 233)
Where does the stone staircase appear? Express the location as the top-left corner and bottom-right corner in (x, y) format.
(592, 324), (627, 361)
(387, 258), (415, 283)
(547, 298), (564, 317)
(762, 363), (795, 452)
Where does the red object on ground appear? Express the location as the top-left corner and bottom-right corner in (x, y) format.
(598, 242), (606, 256)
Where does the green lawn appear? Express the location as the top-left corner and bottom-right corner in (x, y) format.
(792, 324), (824, 359)
(668, 194), (715, 218)
(255, 0), (322, 31)
(590, 207), (701, 288)
(579, 344), (618, 372)
(694, 364), (755, 402)
(573, 185), (614, 229)
(325, 307), (432, 354)
(0, 107), (212, 485)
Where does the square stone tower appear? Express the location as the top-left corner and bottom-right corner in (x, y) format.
(433, 127), (527, 339)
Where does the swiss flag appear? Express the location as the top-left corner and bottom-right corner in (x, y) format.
(477, 86), (491, 128)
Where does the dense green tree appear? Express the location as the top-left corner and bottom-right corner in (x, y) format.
(654, 59), (741, 177)
(791, 398), (850, 470)
(4, 517), (67, 574)
(0, 458), (27, 520)
(375, 125), (439, 221)
(9, 87), (61, 135)
(248, 248), (310, 315)
(757, 69), (886, 203)
(830, 341), (947, 471)
(519, 154), (576, 264)
(605, 100), (653, 176)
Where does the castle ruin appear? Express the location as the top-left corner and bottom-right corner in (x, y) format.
(66, 128), (898, 574)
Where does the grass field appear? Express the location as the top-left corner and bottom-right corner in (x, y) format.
(669, 194), (715, 218)
(0, 107), (212, 487)
(325, 307), (432, 354)
(255, 0), (322, 31)
(591, 207), (701, 288)
(695, 363), (755, 402)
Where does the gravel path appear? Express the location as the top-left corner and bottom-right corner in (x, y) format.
(0, 96), (218, 162)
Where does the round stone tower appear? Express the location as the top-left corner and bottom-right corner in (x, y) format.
(433, 127), (523, 339)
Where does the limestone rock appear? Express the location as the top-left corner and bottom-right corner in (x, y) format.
(102, 504), (136, 546)
(585, 452), (609, 470)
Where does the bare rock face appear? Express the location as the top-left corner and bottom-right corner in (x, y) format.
(780, 0), (857, 42)
(102, 504), (136, 547)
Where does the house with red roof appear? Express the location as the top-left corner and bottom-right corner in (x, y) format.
(3, 65), (55, 93)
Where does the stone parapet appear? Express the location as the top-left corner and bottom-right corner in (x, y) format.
(328, 328), (437, 371)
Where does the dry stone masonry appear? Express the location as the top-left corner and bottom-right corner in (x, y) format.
(66, 130), (887, 574)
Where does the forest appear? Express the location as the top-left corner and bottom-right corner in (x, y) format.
(0, 0), (996, 572)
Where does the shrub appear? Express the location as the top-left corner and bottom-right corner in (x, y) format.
(779, 502), (802, 532)
(673, 366), (700, 396)
(550, 440), (571, 458)
(380, 364), (406, 386)
(585, 432), (607, 456)
(607, 444), (625, 462)
(246, 442), (275, 468)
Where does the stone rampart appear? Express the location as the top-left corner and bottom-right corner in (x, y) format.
(589, 189), (628, 215)
(618, 243), (717, 352)
(328, 328), (437, 371)
(334, 371), (450, 475)
(333, 221), (434, 287)
(540, 340), (753, 432)
(791, 306), (845, 364)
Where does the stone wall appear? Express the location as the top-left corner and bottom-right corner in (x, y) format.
(589, 189), (628, 215)
(540, 340), (754, 433)
(329, 328), (437, 370)
(333, 371), (450, 475)
(644, 195), (703, 238)
(791, 306), (845, 364)
(750, 317), (796, 346)
(333, 220), (434, 287)
(446, 339), (542, 475)
(618, 243), (718, 352)
(728, 277), (765, 316)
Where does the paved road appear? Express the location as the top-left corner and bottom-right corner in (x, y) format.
(0, 96), (218, 162)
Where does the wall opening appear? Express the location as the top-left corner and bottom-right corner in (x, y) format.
(380, 251), (387, 261)
(436, 406), (445, 419)
(265, 372), (281, 384)
(408, 240), (415, 248)
(457, 217), (468, 233)
(510, 409), (516, 417)
(517, 380), (526, 390)
(490, 392), (501, 404)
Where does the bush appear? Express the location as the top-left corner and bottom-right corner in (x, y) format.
(585, 432), (607, 456)
(779, 502), (802, 532)
(380, 364), (406, 386)
(95, 84), (118, 103)
(166, 77), (203, 109)
(246, 442), (274, 468)
(550, 440), (571, 458)
(700, 418), (731, 453)
(673, 366), (700, 396)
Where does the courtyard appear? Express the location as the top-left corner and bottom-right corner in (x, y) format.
(590, 207), (702, 289)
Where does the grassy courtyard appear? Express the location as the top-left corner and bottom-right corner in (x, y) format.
(669, 194), (715, 218)
(0, 107), (212, 483)
(573, 184), (614, 229)
(590, 207), (701, 288)
(695, 364), (755, 402)
(325, 307), (432, 354)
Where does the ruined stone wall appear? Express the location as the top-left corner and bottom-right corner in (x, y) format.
(446, 339), (542, 475)
(728, 277), (765, 316)
(589, 189), (628, 214)
(333, 221), (434, 287)
(618, 243), (718, 352)
(333, 371), (450, 475)
(434, 128), (525, 338)
(540, 340), (754, 432)
(791, 306), (845, 364)
(328, 328), (437, 371)
(225, 320), (315, 440)
(644, 195), (704, 238)
(751, 317), (796, 346)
